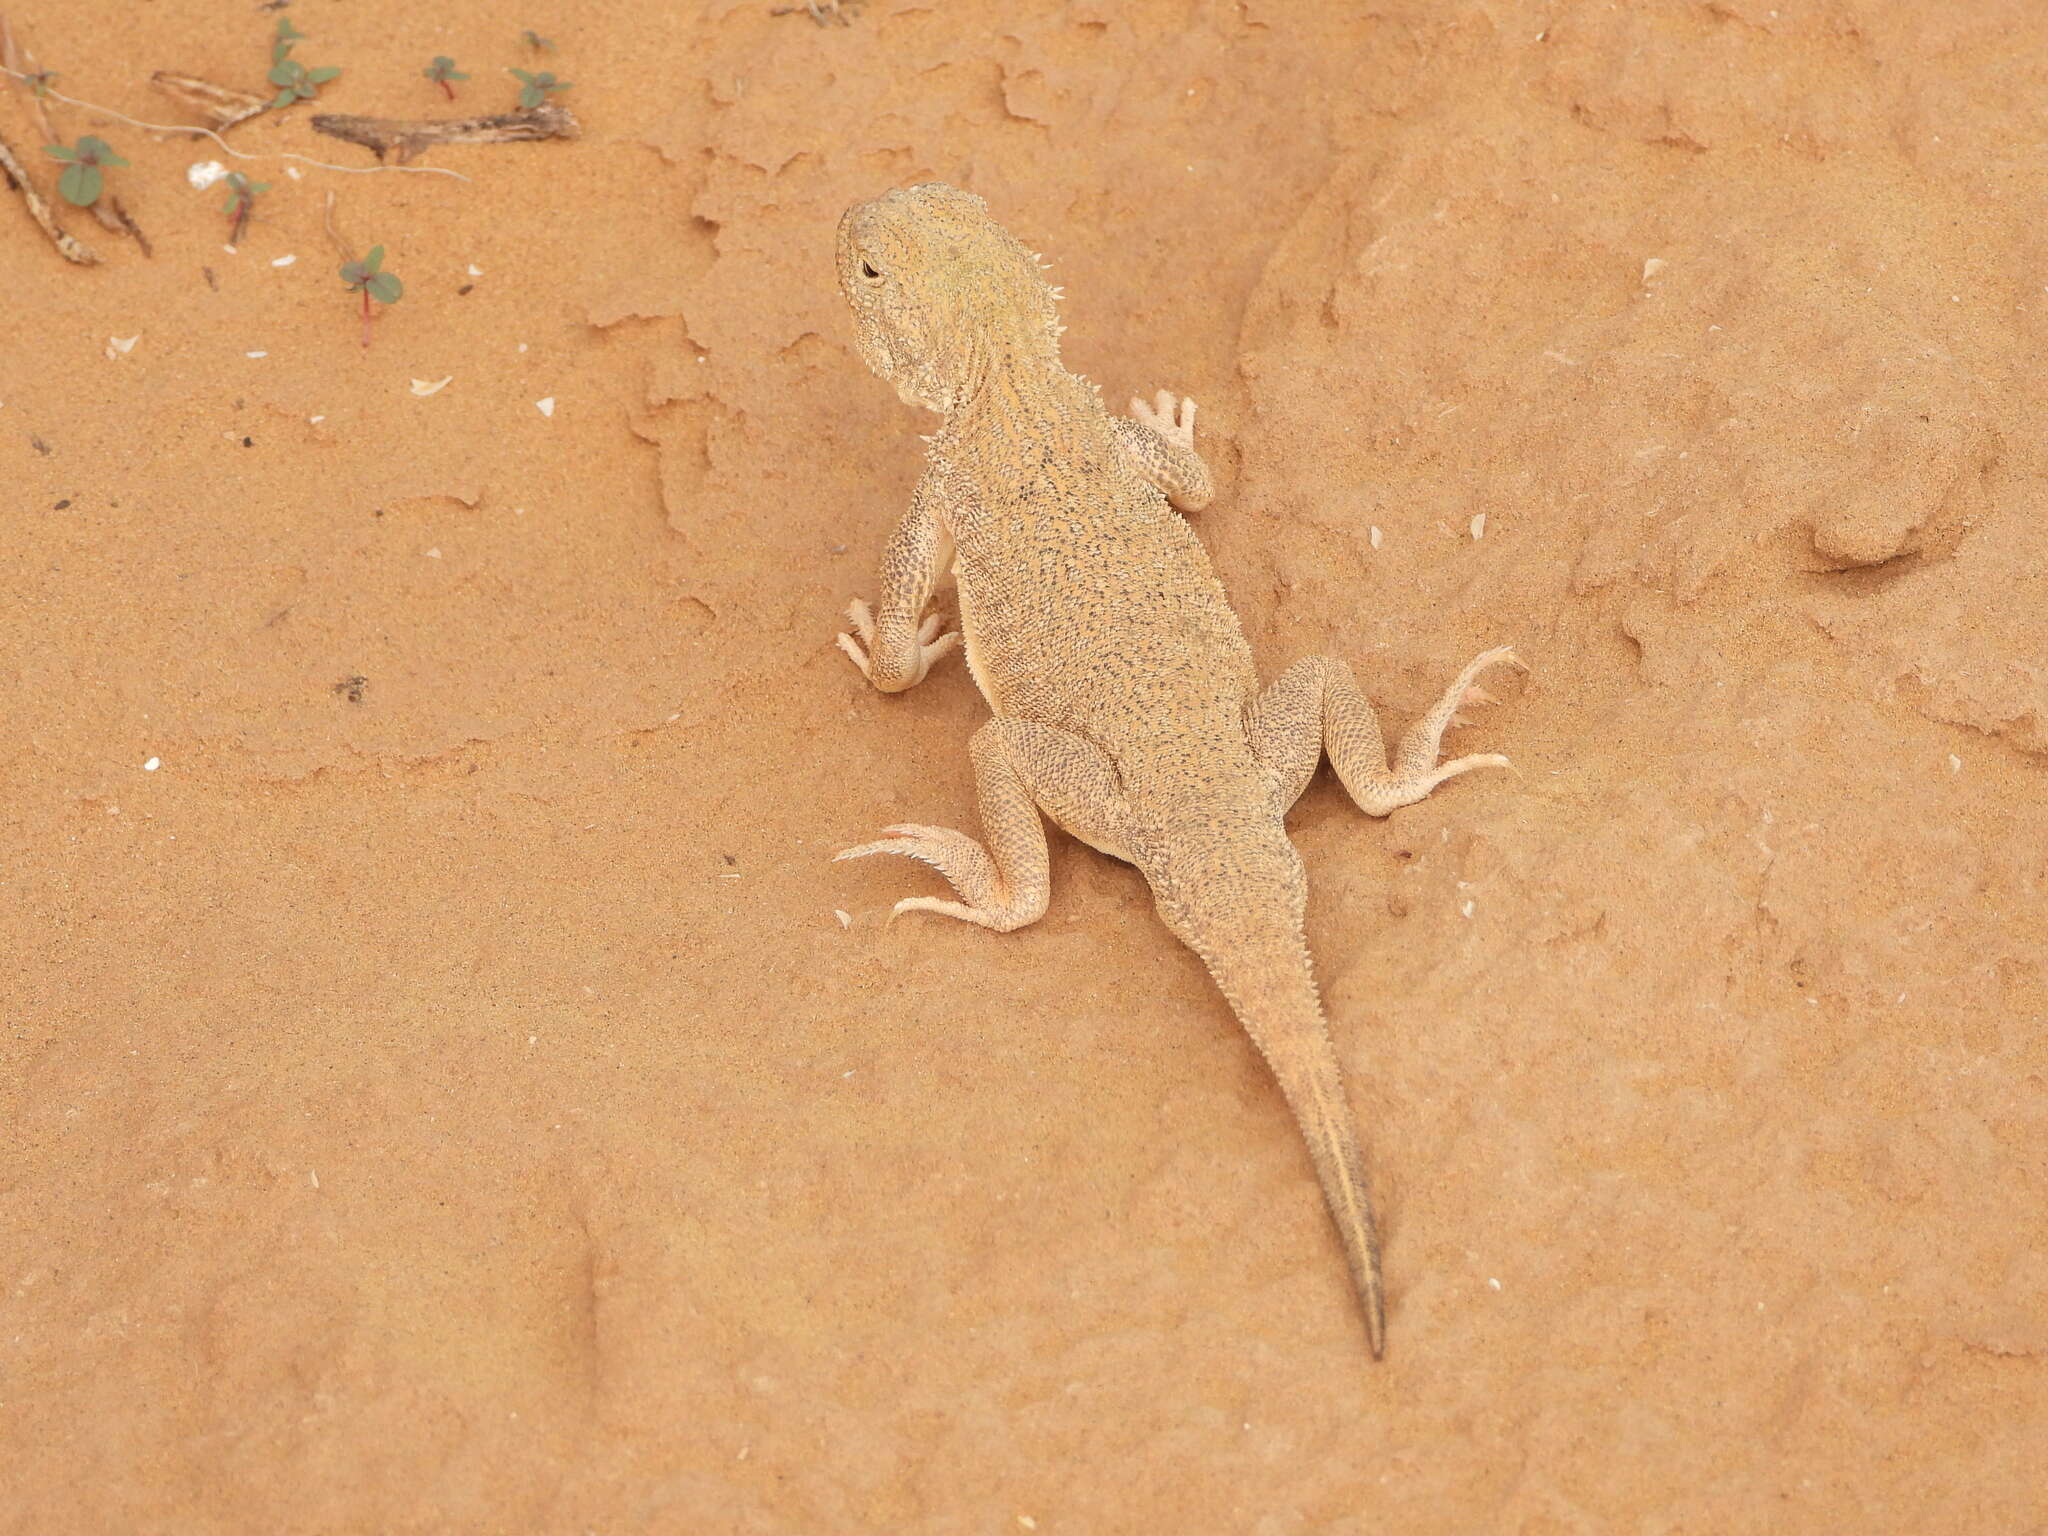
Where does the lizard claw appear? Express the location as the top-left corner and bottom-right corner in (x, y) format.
(1130, 389), (1198, 453)
(837, 599), (958, 688)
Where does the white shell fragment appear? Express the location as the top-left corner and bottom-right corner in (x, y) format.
(467, 263), (484, 276)
(535, 397), (556, 418)
(187, 160), (228, 190)
(834, 909), (851, 930)
(270, 254), (296, 268)
(246, 351), (268, 359)
(410, 376), (453, 397)
(1470, 513), (1487, 540)
(143, 757), (161, 772)
(106, 335), (139, 359)
(1643, 257), (1667, 283)
(1369, 525), (1383, 549)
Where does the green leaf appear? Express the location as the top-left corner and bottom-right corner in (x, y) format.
(508, 68), (535, 83)
(250, 180), (272, 196)
(44, 143), (77, 161)
(364, 244), (385, 273)
(271, 88), (297, 109)
(58, 162), (101, 207)
(365, 272), (402, 305)
(307, 66), (340, 84)
(77, 136), (111, 159)
(275, 18), (306, 41)
(339, 259), (366, 285)
(268, 60), (302, 86)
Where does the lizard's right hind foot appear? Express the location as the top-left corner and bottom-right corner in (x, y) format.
(834, 823), (1046, 932)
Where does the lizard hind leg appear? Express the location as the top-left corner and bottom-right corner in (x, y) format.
(834, 717), (1130, 933)
(1329, 646), (1522, 817)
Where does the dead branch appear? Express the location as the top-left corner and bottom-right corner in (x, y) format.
(150, 71), (270, 131)
(309, 103), (577, 164)
(0, 124), (96, 263)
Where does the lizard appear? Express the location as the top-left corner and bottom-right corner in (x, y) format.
(830, 182), (1520, 1360)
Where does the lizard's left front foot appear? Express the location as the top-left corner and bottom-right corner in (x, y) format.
(1129, 389), (1198, 453)
(836, 599), (959, 691)
(834, 822), (1044, 932)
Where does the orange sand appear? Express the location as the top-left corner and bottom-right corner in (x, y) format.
(4, 1), (2045, 1530)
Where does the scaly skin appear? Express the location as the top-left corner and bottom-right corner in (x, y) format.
(832, 183), (1520, 1361)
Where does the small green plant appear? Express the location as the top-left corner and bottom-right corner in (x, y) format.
(520, 30), (556, 52)
(24, 68), (57, 99)
(508, 68), (570, 109)
(267, 16), (339, 108)
(339, 244), (403, 349)
(43, 135), (127, 208)
(221, 171), (270, 244)
(422, 56), (469, 101)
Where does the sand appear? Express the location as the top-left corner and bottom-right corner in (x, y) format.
(4, 0), (2046, 1529)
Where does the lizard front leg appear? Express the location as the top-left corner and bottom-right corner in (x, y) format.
(837, 476), (959, 693)
(1248, 648), (1522, 817)
(835, 718), (1130, 931)
(1117, 390), (1214, 512)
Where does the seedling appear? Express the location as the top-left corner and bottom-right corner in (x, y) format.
(221, 171), (269, 244)
(422, 56), (469, 100)
(520, 30), (556, 53)
(44, 136), (127, 208)
(24, 68), (57, 99)
(338, 244), (403, 349)
(267, 16), (338, 107)
(508, 68), (570, 109)
(271, 17), (307, 63)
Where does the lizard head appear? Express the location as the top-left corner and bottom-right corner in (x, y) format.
(838, 183), (1063, 413)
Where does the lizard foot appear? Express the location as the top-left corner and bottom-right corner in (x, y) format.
(833, 823), (1034, 932)
(1362, 645), (1523, 813)
(835, 599), (959, 688)
(1129, 389), (1198, 453)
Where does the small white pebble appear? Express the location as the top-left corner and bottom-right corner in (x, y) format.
(270, 253), (296, 268)
(106, 335), (140, 357)
(834, 909), (851, 929)
(517, 342), (529, 354)
(187, 160), (229, 190)
(1470, 512), (1487, 540)
(1019, 1520), (1037, 1532)
(1369, 524), (1383, 549)
(1461, 900), (1475, 918)
(410, 376), (453, 397)
(246, 350), (267, 359)
(1948, 754), (1962, 774)
(424, 547), (442, 559)
(286, 166), (303, 180)
(1488, 1276), (1501, 1291)
(467, 263), (484, 276)
(535, 396), (556, 418)
(842, 1069), (854, 1079)
(1642, 257), (1666, 282)
(719, 871), (741, 880)
(309, 1170), (319, 1189)
(308, 414), (325, 424)
(222, 244), (237, 255)
(143, 757), (161, 772)
(696, 355), (708, 364)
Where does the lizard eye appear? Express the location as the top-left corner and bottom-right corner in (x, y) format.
(860, 260), (881, 280)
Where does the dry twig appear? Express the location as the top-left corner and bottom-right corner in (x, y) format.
(309, 102), (578, 164)
(0, 125), (95, 262)
(149, 71), (270, 131)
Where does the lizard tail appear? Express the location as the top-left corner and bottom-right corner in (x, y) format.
(1266, 1024), (1387, 1361)
(1184, 919), (1388, 1360)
